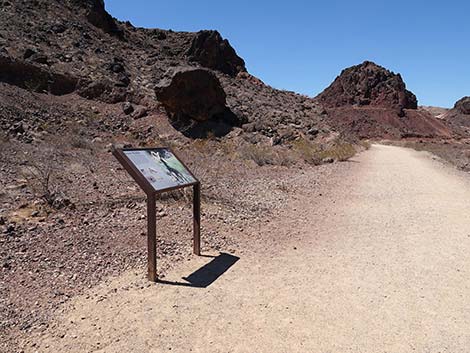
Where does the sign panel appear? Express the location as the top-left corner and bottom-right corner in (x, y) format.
(123, 148), (196, 192)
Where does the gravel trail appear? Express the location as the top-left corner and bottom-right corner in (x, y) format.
(25, 145), (470, 352)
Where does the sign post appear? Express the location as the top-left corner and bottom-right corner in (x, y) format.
(113, 147), (201, 282)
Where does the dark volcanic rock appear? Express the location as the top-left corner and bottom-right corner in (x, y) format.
(316, 61), (417, 111)
(155, 67), (227, 122)
(155, 67), (244, 137)
(454, 96), (470, 115)
(187, 30), (246, 77)
(68, 0), (123, 38)
(0, 55), (77, 95)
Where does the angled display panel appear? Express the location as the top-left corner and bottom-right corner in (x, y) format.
(122, 148), (197, 193)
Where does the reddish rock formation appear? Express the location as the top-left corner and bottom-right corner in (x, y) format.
(313, 61), (454, 139)
(316, 61), (417, 112)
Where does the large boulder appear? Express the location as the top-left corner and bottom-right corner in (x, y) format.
(155, 67), (244, 138)
(316, 61), (417, 111)
(187, 30), (246, 77)
(155, 67), (227, 122)
(454, 96), (470, 114)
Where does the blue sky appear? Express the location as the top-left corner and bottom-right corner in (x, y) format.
(107, 0), (469, 108)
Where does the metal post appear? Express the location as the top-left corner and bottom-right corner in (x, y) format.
(147, 193), (157, 282)
(193, 183), (201, 256)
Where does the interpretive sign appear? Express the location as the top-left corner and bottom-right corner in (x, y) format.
(123, 148), (197, 192)
(113, 147), (201, 282)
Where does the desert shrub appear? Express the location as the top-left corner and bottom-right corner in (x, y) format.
(237, 144), (273, 166)
(70, 135), (92, 149)
(320, 142), (357, 161)
(292, 138), (322, 165)
(359, 140), (372, 150)
(23, 162), (72, 208)
(237, 144), (282, 166)
(292, 138), (357, 163)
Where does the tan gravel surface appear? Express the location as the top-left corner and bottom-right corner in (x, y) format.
(24, 145), (470, 352)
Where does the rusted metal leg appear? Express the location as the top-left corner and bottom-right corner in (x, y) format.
(193, 183), (201, 256)
(147, 193), (157, 282)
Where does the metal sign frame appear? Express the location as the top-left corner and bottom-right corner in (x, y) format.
(113, 147), (201, 282)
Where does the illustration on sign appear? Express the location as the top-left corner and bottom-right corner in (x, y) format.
(123, 148), (196, 191)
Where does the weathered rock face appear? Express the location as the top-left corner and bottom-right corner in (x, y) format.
(454, 96), (470, 114)
(316, 61), (417, 110)
(155, 67), (227, 121)
(68, 0), (123, 37)
(0, 55), (77, 95)
(187, 30), (246, 77)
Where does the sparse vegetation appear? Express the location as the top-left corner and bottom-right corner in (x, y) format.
(321, 142), (357, 162)
(291, 138), (323, 164)
(22, 160), (71, 209)
(292, 138), (357, 164)
(23, 162), (56, 206)
(359, 140), (372, 150)
(237, 143), (293, 166)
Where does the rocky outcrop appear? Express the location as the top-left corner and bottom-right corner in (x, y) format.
(155, 67), (243, 137)
(68, 0), (123, 38)
(0, 55), (77, 95)
(187, 30), (246, 77)
(314, 61), (454, 139)
(441, 97), (470, 133)
(454, 96), (470, 114)
(155, 67), (227, 121)
(316, 61), (417, 111)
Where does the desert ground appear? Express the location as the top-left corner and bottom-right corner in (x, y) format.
(20, 144), (470, 353)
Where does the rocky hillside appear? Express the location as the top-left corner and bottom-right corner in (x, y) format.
(317, 61), (417, 112)
(1, 0), (456, 146)
(419, 106), (449, 118)
(315, 61), (451, 139)
(0, 0), (331, 146)
(441, 97), (470, 135)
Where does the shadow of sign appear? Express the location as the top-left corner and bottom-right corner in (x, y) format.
(157, 253), (239, 288)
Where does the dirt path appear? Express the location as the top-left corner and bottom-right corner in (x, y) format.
(24, 145), (470, 352)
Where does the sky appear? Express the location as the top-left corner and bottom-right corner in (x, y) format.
(106, 0), (470, 108)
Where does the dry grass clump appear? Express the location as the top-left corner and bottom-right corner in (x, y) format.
(237, 144), (294, 166)
(292, 138), (357, 164)
(191, 135), (358, 168)
(291, 138), (322, 164)
(322, 142), (357, 161)
(359, 140), (372, 150)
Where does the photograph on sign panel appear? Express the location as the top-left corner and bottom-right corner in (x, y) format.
(123, 149), (196, 191)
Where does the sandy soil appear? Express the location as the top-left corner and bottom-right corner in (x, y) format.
(23, 145), (470, 352)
